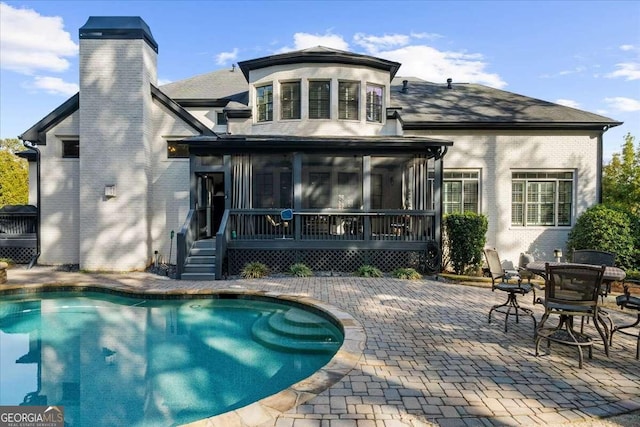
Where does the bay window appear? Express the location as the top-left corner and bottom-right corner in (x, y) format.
(281, 81), (301, 120)
(366, 84), (383, 123)
(339, 81), (359, 120)
(309, 80), (330, 119)
(256, 84), (273, 122)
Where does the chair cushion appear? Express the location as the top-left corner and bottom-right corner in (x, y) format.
(616, 294), (640, 310)
(495, 283), (532, 294)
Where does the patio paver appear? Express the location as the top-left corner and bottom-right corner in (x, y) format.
(1, 266), (639, 427)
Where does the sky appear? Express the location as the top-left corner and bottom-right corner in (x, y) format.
(1, 0), (639, 161)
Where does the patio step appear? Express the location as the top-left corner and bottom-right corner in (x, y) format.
(251, 308), (342, 353)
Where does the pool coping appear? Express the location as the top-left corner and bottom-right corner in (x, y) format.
(0, 282), (366, 427)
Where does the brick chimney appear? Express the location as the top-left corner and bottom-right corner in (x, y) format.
(78, 17), (158, 271)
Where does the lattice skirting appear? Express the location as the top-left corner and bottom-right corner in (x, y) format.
(227, 249), (432, 275)
(0, 247), (36, 264)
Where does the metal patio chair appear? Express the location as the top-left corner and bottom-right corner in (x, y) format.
(611, 278), (640, 359)
(484, 248), (536, 333)
(535, 263), (608, 369)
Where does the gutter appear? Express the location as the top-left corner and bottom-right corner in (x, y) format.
(22, 140), (40, 268)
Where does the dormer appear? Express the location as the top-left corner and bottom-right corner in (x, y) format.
(237, 47), (401, 136)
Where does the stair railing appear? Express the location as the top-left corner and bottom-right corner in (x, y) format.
(215, 209), (230, 280)
(176, 209), (197, 279)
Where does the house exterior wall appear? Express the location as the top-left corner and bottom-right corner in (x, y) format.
(78, 37), (157, 271)
(37, 115), (80, 265)
(149, 100), (200, 264)
(407, 129), (602, 267)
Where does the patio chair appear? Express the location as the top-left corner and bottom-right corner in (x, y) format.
(484, 248), (537, 333)
(572, 249), (616, 335)
(611, 278), (640, 359)
(572, 249), (616, 297)
(535, 263), (608, 369)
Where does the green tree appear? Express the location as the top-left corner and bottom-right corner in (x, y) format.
(603, 132), (640, 214)
(0, 138), (29, 207)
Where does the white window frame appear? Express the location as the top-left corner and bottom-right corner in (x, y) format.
(256, 83), (273, 122)
(511, 170), (574, 227)
(365, 83), (383, 123)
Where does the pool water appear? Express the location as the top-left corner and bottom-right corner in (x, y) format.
(0, 292), (343, 427)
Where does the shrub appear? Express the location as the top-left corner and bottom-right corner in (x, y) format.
(443, 213), (488, 275)
(355, 265), (383, 278)
(288, 263), (312, 277)
(567, 204), (638, 270)
(240, 262), (270, 279)
(392, 267), (422, 280)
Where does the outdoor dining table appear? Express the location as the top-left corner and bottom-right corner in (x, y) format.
(525, 261), (626, 283)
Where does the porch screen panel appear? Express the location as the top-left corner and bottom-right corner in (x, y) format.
(232, 155), (252, 235)
(402, 156), (432, 239)
(403, 156), (430, 210)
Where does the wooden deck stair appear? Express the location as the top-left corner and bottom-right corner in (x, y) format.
(181, 239), (216, 281)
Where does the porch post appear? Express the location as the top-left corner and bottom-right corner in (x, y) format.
(293, 153), (302, 239)
(363, 155), (371, 240)
(434, 151), (444, 249)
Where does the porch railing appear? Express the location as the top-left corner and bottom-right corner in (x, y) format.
(228, 209), (436, 242)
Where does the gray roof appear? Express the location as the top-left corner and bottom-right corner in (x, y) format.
(390, 77), (621, 129)
(160, 68), (248, 104)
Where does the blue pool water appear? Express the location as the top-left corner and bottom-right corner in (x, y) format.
(0, 292), (343, 427)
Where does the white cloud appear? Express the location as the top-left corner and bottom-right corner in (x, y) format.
(26, 76), (78, 96)
(353, 33), (410, 54)
(278, 32), (350, 53)
(619, 44), (637, 52)
(379, 45), (506, 88)
(555, 99), (581, 109)
(275, 31), (505, 88)
(0, 3), (78, 74)
(606, 62), (640, 80)
(216, 48), (239, 65)
(604, 96), (640, 112)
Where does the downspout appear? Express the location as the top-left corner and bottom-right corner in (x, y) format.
(23, 140), (40, 268)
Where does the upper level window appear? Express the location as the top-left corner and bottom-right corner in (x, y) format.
(366, 84), (383, 123)
(339, 81), (359, 120)
(216, 112), (227, 125)
(256, 84), (273, 122)
(512, 171), (573, 226)
(309, 80), (330, 119)
(62, 140), (79, 158)
(280, 81), (301, 120)
(167, 141), (188, 158)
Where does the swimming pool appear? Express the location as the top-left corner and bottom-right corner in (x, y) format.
(0, 291), (344, 426)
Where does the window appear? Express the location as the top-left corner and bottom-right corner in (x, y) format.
(280, 81), (301, 120)
(62, 140), (79, 158)
(339, 81), (359, 120)
(443, 171), (479, 214)
(512, 171), (573, 226)
(256, 84), (273, 122)
(216, 112), (227, 125)
(167, 141), (188, 158)
(366, 84), (383, 123)
(309, 80), (330, 119)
